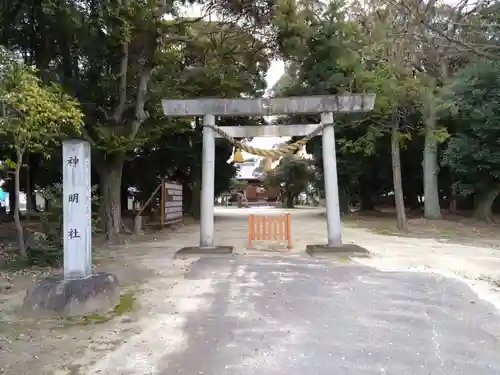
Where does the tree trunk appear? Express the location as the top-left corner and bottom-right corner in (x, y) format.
(360, 194), (375, 211)
(25, 161), (31, 220)
(423, 90), (442, 219)
(7, 178), (16, 216)
(449, 197), (457, 213)
(27, 152), (41, 212)
(359, 178), (375, 211)
(473, 188), (500, 223)
(121, 182), (129, 213)
(237, 193), (242, 208)
(97, 153), (125, 244)
(14, 148), (26, 257)
(339, 188), (350, 215)
(403, 185), (420, 211)
(391, 121), (407, 231)
(284, 191), (294, 208)
(449, 174), (457, 214)
(189, 180), (201, 219)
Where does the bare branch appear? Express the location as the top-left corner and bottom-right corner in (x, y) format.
(386, 0), (500, 60)
(419, 20), (500, 60)
(97, 106), (110, 120)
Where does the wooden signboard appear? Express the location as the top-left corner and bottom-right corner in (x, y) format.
(161, 180), (183, 226)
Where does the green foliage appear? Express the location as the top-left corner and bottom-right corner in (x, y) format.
(3, 0), (500, 230)
(296, 3), (361, 94)
(0, 0), (280, 240)
(229, 178), (248, 191)
(0, 47), (83, 155)
(265, 155), (313, 208)
(442, 60), (500, 196)
(124, 19), (270, 215)
(15, 183), (102, 267)
(1, 158), (15, 169)
(271, 0), (438, 213)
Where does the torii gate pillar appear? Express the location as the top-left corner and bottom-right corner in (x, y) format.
(162, 95), (376, 256)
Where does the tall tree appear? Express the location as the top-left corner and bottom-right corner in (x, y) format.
(0, 47), (83, 256)
(383, 0), (475, 218)
(0, 0), (280, 242)
(442, 59), (500, 222)
(128, 19), (270, 218)
(353, 4), (428, 229)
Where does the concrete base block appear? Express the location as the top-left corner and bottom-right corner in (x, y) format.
(22, 272), (120, 317)
(174, 246), (234, 258)
(306, 243), (370, 257)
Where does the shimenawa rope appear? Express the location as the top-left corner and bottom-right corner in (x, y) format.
(203, 122), (331, 158)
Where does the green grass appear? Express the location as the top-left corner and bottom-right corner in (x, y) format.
(339, 255), (350, 264)
(438, 229), (451, 237)
(372, 228), (395, 236)
(113, 291), (136, 314)
(61, 290), (137, 326)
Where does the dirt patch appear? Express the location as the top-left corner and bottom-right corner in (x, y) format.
(0, 222), (197, 375)
(342, 211), (500, 249)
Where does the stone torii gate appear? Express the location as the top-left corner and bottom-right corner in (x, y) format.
(161, 94), (376, 256)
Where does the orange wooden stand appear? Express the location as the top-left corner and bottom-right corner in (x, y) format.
(248, 213), (292, 249)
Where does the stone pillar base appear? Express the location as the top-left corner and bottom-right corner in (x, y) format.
(22, 272), (120, 317)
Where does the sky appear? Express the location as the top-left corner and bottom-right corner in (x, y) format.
(236, 59), (287, 158)
(254, 59), (286, 149)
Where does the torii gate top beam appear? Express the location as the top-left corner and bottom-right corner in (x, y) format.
(161, 94), (376, 117)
